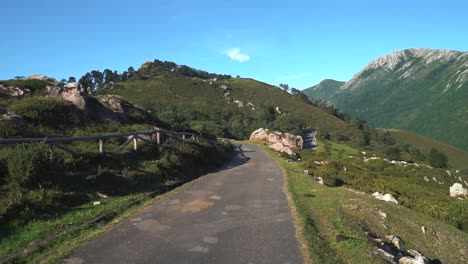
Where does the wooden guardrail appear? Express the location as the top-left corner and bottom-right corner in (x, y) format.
(0, 127), (205, 156)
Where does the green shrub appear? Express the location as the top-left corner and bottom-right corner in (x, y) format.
(428, 147), (448, 168)
(447, 200), (468, 231)
(0, 120), (19, 137)
(1, 79), (49, 94)
(4, 143), (65, 201)
(11, 97), (81, 128)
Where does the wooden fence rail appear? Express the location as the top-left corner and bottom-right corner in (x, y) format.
(0, 127), (205, 155)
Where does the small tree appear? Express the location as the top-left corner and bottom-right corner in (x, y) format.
(68, 76), (76, 83)
(279, 83), (290, 93)
(428, 148), (448, 168)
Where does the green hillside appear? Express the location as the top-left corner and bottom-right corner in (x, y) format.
(382, 129), (468, 169)
(97, 61), (358, 140)
(303, 79), (344, 100)
(305, 48), (468, 151)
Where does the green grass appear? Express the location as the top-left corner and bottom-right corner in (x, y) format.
(0, 139), (233, 263)
(382, 128), (468, 169)
(262, 145), (468, 264)
(97, 75), (357, 139)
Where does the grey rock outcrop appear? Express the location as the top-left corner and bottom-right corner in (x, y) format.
(250, 128), (269, 140)
(399, 250), (429, 264)
(250, 128), (303, 156)
(27, 74), (59, 86)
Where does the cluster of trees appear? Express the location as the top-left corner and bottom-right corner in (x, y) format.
(78, 67), (137, 91)
(139, 59), (232, 80)
(72, 59), (232, 92)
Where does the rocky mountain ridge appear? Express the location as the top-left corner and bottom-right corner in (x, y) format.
(341, 48), (468, 93)
(304, 48), (468, 151)
(0, 75), (150, 125)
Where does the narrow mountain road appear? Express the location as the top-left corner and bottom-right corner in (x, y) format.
(63, 144), (303, 264)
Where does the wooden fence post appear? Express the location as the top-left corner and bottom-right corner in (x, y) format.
(99, 139), (103, 153)
(156, 132), (161, 145)
(133, 136), (138, 151)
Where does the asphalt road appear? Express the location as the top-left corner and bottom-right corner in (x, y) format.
(63, 144), (303, 264)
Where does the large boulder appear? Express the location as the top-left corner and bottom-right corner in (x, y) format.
(282, 133), (304, 149)
(268, 132), (282, 144)
(60, 88), (87, 110)
(64, 82), (80, 90)
(27, 74), (59, 86)
(250, 128), (269, 140)
(250, 128), (303, 149)
(269, 142), (293, 155)
(250, 128), (304, 156)
(450, 183), (468, 197)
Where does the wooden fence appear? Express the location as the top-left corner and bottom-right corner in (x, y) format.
(0, 127), (206, 156)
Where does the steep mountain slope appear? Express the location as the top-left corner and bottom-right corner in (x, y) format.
(303, 79), (345, 100)
(307, 48), (468, 151)
(97, 60), (358, 140)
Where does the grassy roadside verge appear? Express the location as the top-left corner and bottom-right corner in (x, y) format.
(0, 140), (233, 263)
(260, 144), (468, 264)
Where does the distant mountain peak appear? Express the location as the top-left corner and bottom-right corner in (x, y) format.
(342, 48), (468, 91)
(305, 47), (468, 152)
(364, 48), (462, 71)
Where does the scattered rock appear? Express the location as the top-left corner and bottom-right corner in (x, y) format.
(275, 106), (281, 114)
(399, 250), (429, 264)
(449, 183), (468, 197)
(93, 201), (101, 206)
(304, 170), (309, 175)
(233, 100), (244, 107)
(372, 192), (399, 204)
(316, 177), (324, 185)
(372, 248), (396, 263)
(378, 210), (387, 220)
(421, 226), (426, 234)
(96, 192), (108, 199)
(385, 234), (404, 250)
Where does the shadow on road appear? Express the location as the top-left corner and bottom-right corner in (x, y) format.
(217, 144), (251, 171)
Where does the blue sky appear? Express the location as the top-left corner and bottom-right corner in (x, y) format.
(1, 0), (467, 89)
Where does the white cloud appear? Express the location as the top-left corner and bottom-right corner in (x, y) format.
(225, 48), (250, 63)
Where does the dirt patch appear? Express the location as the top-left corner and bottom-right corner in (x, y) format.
(183, 200), (214, 213)
(134, 219), (170, 233)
